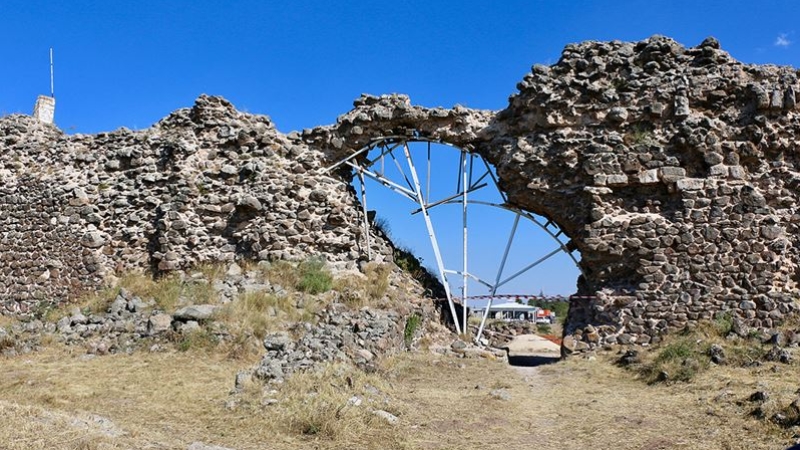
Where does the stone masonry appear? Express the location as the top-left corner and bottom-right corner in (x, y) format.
(0, 95), (394, 315)
(3, 35), (800, 350)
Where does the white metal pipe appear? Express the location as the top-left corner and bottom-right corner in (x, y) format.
(444, 270), (494, 289)
(462, 149), (469, 335)
(426, 141), (431, 203)
(437, 199), (585, 277)
(49, 48), (54, 98)
(476, 213), (520, 342)
(481, 158), (508, 203)
(388, 149), (415, 191)
(495, 247), (562, 289)
(358, 170), (372, 261)
(345, 161), (418, 201)
(401, 141), (462, 334)
(410, 183), (488, 215)
(322, 142), (376, 173)
(362, 142), (402, 171)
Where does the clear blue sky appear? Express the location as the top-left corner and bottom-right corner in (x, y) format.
(2, 1), (798, 296)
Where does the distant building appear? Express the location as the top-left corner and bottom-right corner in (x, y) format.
(472, 301), (557, 323)
(472, 301), (539, 321)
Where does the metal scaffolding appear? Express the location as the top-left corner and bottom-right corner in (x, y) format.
(322, 135), (583, 343)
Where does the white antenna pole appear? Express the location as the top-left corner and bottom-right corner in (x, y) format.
(49, 48), (54, 97)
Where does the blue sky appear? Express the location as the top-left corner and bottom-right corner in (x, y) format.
(1, 1), (798, 296)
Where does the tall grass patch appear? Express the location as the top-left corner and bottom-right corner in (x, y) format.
(275, 363), (402, 445)
(296, 259), (333, 294)
(333, 263), (393, 307)
(638, 337), (709, 384)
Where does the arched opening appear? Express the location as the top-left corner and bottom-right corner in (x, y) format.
(324, 136), (582, 343)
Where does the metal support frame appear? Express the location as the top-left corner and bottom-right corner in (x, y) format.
(477, 214), (520, 341)
(357, 169), (371, 260)
(400, 141), (462, 335)
(321, 135), (584, 344)
(461, 149), (469, 335)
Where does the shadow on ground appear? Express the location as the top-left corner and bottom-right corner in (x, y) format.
(506, 354), (560, 367)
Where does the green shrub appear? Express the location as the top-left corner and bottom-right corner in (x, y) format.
(713, 312), (734, 337)
(526, 299), (569, 324)
(364, 263), (391, 301)
(640, 338), (708, 384)
(654, 339), (695, 364)
(393, 246), (445, 298)
(296, 259), (333, 294)
(372, 215), (391, 238)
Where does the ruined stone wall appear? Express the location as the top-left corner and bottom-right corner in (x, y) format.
(0, 96), (393, 314)
(3, 35), (800, 350)
(482, 36), (800, 350)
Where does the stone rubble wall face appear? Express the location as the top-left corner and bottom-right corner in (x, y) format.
(0, 181), (98, 314)
(484, 36), (800, 350)
(0, 96), (393, 314)
(305, 36), (800, 350)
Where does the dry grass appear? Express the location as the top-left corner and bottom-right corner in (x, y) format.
(629, 318), (775, 385)
(0, 346), (404, 450)
(212, 291), (321, 360)
(333, 263), (393, 307)
(0, 342), (793, 450)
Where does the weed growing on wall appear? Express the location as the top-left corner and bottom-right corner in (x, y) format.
(404, 313), (422, 349)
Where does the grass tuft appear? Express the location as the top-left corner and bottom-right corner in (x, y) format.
(333, 263), (393, 307)
(173, 328), (219, 352)
(403, 313), (422, 349)
(295, 259), (333, 294)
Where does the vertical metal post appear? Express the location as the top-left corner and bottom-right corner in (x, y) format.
(456, 150), (464, 194)
(426, 141), (431, 203)
(402, 142), (462, 334)
(357, 169), (372, 261)
(476, 213), (520, 342)
(461, 149), (469, 335)
(49, 48), (54, 97)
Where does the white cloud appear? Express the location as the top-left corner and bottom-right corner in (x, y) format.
(775, 33), (792, 47)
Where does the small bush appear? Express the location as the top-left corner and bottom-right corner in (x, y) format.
(264, 260), (300, 288)
(393, 246), (445, 298)
(713, 312), (734, 337)
(118, 272), (183, 312)
(0, 333), (16, 352)
(275, 363), (400, 442)
(404, 313), (422, 349)
(333, 263), (393, 307)
(296, 259), (333, 294)
(214, 291), (294, 359)
(536, 323), (553, 335)
(654, 339), (695, 364)
(624, 122), (655, 146)
(639, 338), (709, 384)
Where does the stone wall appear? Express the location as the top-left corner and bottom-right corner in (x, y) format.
(0, 96), (394, 314)
(0, 180), (98, 314)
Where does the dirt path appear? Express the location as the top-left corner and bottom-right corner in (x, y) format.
(500, 350), (790, 450)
